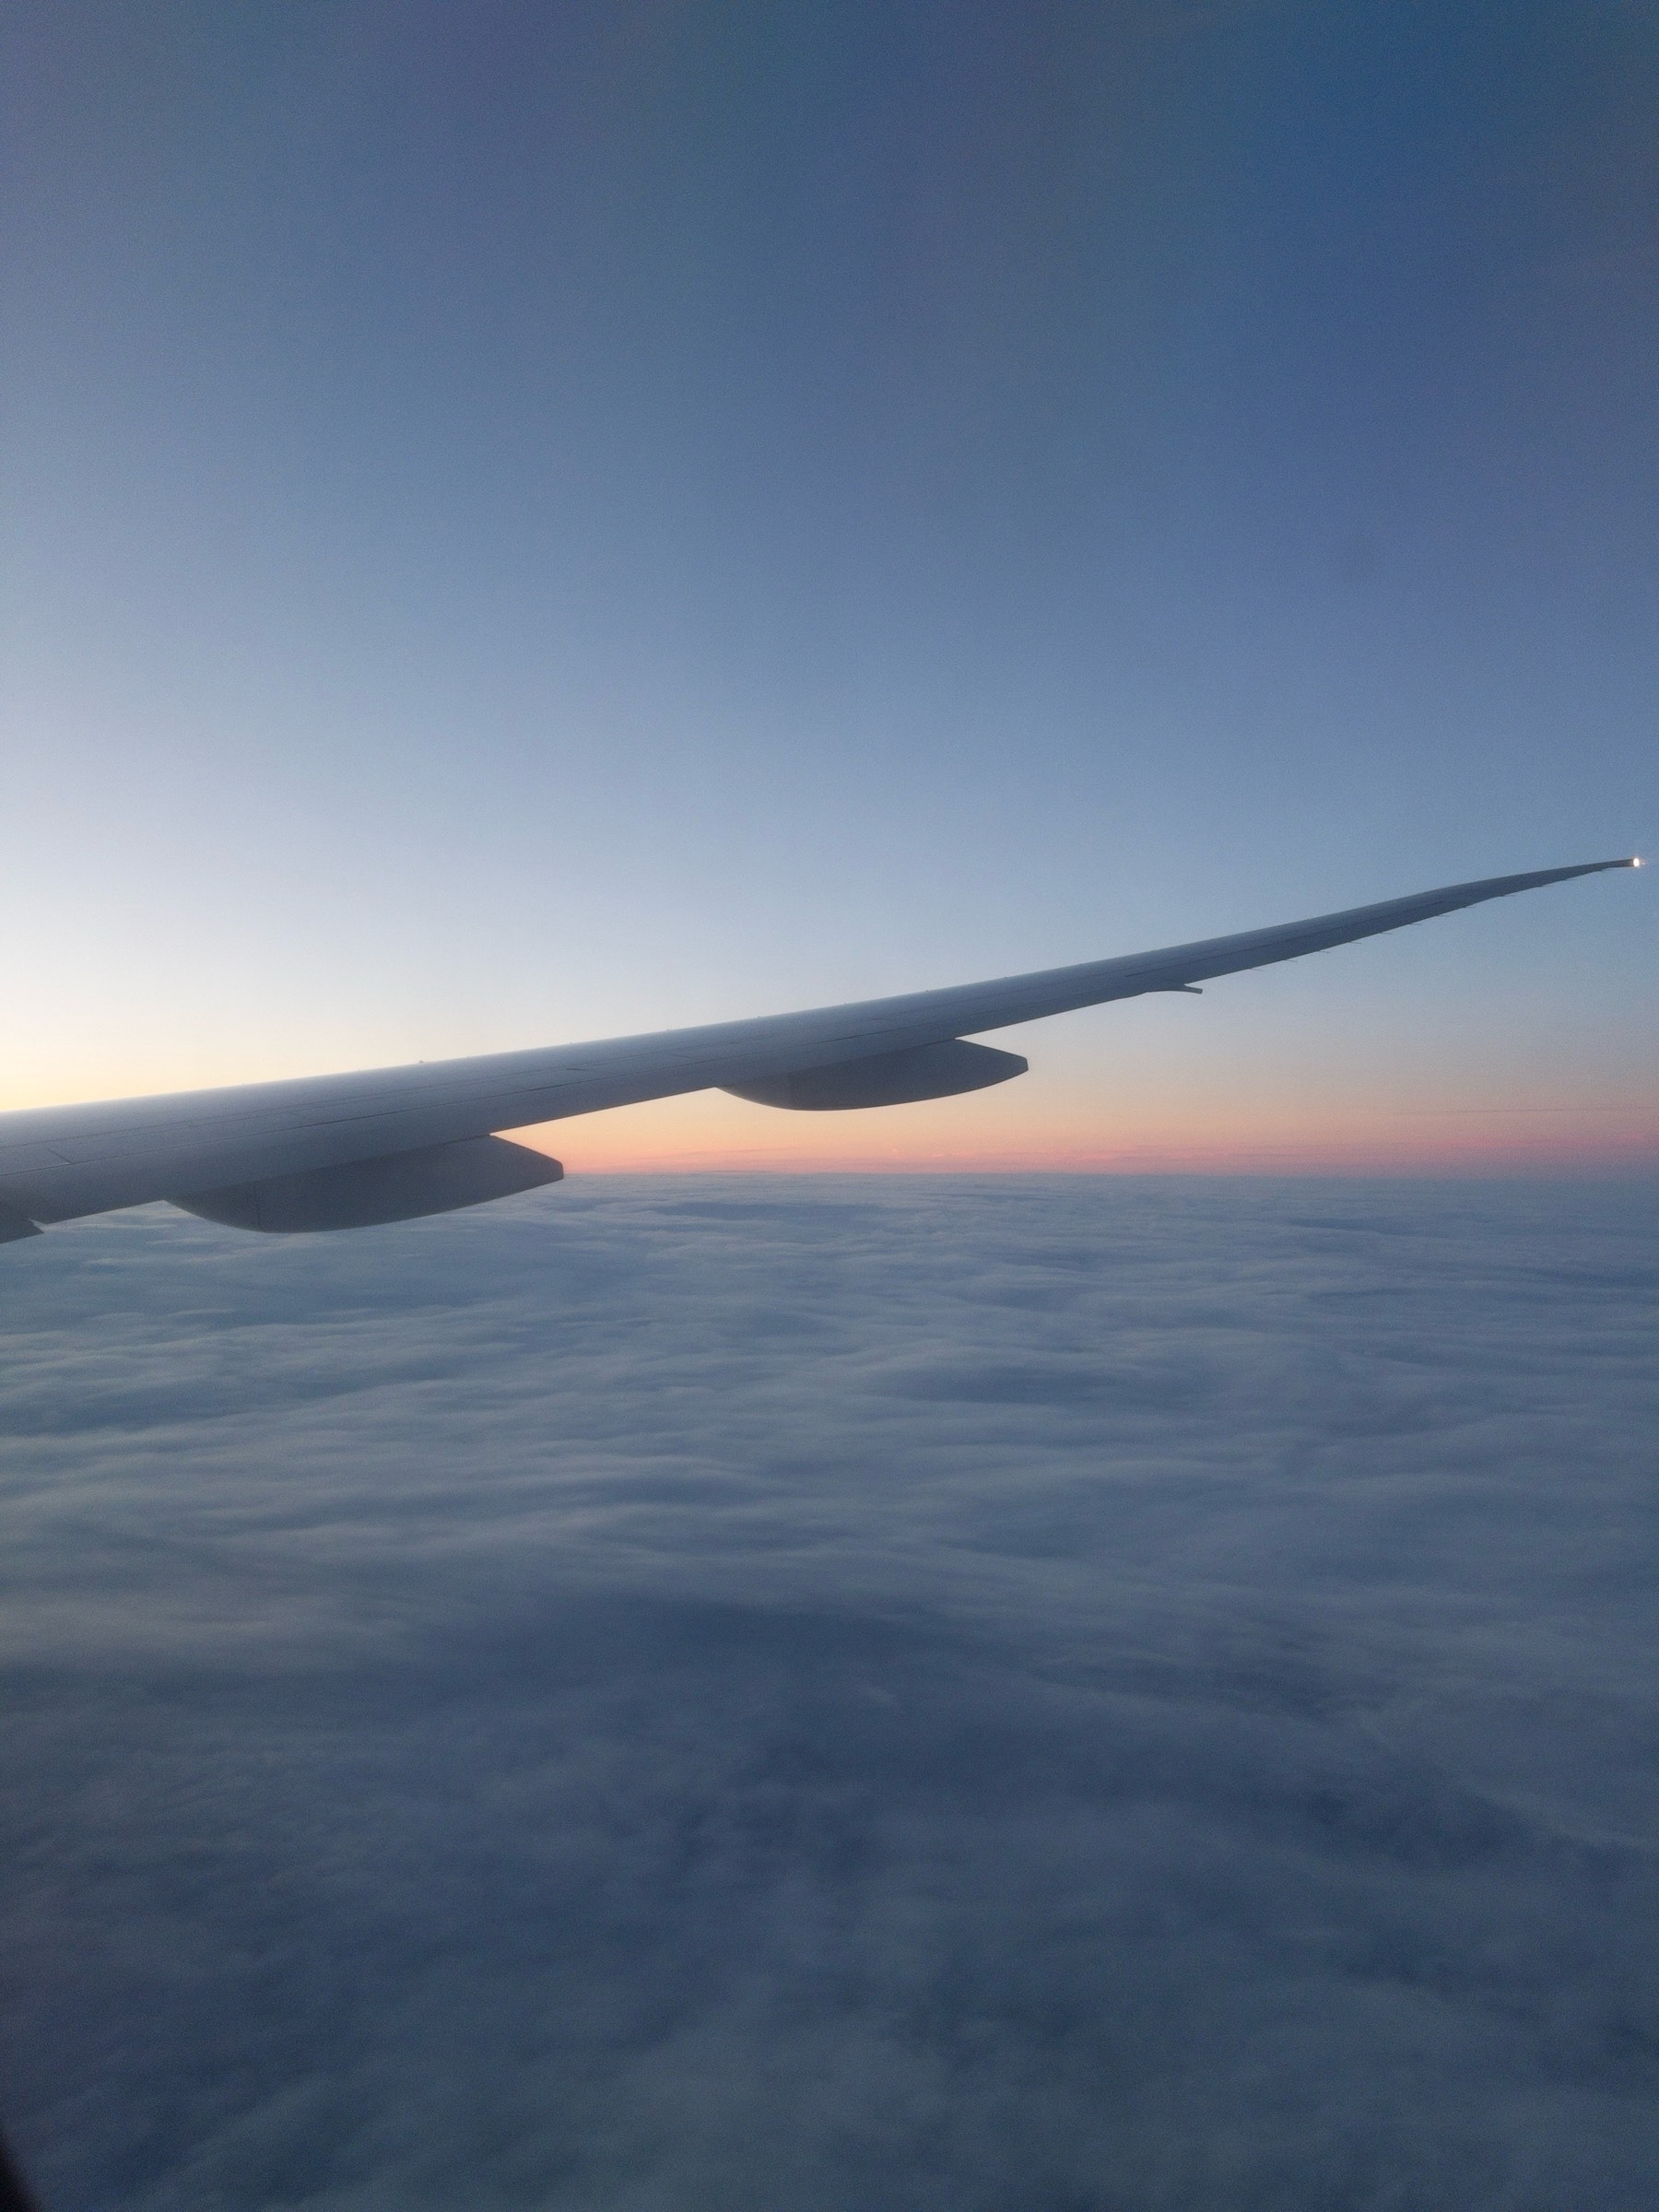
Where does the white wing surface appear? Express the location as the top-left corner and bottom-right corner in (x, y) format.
(0, 859), (1637, 1238)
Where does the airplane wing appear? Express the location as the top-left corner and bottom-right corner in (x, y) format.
(0, 858), (1638, 1239)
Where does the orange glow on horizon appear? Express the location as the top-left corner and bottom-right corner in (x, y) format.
(3, 1053), (1651, 1181)
(512, 1086), (1659, 1178)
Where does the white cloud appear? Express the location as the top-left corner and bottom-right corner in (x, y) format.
(1, 1176), (1656, 2208)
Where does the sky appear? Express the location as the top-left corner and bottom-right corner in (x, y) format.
(3, 0), (1655, 1172)
(2, 1176), (1656, 2207)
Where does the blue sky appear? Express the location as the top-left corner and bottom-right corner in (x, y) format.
(4, 2), (1653, 1162)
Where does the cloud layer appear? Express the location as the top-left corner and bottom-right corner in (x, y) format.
(1, 1176), (1656, 2209)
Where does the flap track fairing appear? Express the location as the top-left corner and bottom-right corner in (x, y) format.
(171, 1135), (562, 1233)
(724, 1038), (1028, 1112)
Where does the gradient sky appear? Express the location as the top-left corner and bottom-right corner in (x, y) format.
(4, 0), (1654, 1169)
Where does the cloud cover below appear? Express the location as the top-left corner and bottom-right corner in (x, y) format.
(0, 1175), (1656, 2209)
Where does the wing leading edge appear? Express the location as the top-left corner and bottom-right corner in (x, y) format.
(0, 859), (1638, 1234)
